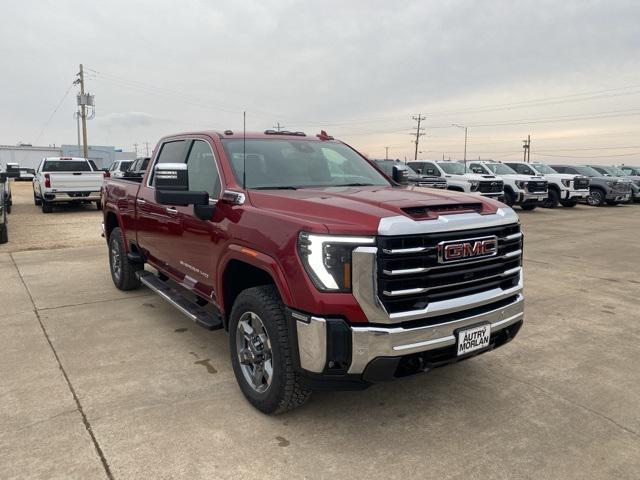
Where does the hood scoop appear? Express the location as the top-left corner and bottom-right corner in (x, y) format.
(402, 203), (483, 219)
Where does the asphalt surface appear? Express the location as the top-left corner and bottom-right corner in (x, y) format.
(1, 182), (639, 479)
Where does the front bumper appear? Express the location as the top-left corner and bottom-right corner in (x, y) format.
(517, 191), (547, 203)
(606, 192), (631, 202)
(564, 189), (589, 200)
(479, 191), (504, 198)
(43, 191), (101, 202)
(294, 277), (524, 381)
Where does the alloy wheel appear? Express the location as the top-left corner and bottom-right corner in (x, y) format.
(236, 311), (273, 393)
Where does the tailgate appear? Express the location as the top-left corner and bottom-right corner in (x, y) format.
(48, 172), (103, 190)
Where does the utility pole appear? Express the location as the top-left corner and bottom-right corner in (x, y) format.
(452, 124), (468, 169)
(78, 64), (88, 159)
(144, 141), (150, 157)
(133, 143), (139, 156)
(522, 135), (531, 162)
(385, 147), (389, 160)
(411, 114), (426, 160)
(273, 122), (284, 132)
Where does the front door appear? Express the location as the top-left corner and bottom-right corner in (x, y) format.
(136, 139), (189, 275)
(175, 138), (225, 301)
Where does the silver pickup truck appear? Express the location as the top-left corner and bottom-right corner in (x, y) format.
(33, 157), (104, 213)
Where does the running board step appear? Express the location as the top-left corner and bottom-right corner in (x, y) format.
(137, 271), (223, 330)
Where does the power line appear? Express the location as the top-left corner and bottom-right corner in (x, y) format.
(31, 82), (75, 145)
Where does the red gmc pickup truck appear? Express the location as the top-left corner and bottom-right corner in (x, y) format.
(102, 129), (524, 414)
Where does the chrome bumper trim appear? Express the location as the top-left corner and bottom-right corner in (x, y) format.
(296, 316), (327, 373)
(347, 293), (524, 374)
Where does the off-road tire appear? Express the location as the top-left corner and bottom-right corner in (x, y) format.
(41, 201), (53, 213)
(586, 187), (606, 206)
(108, 227), (141, 290)
(229, 285), (312, 414)
(34, 193), (42, 206)
(0, 224), (7, 244)
(521, 201), (538, 211)
(560, 199), (578, 207)
(542, 189), (559, 208)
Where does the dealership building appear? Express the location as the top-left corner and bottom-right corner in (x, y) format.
(0, 143), (136, 170)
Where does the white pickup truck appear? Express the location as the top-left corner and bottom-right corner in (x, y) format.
(33, 157), (104, 213)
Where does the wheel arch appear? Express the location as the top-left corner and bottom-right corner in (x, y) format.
(218, 247), (293, 329)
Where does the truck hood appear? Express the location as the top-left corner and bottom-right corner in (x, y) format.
(542, 173), (575, 181)
(248, 186), (500, 235)
(445, 173), (498, 181)
(498, 174), (546, 182)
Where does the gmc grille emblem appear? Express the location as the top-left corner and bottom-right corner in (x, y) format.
(437, 235), (498, 263)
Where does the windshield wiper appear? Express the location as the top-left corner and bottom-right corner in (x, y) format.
(333, 183), (376, 187)
(252, 186), (298, 190)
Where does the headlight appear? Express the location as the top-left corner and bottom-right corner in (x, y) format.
(467, 180), (479, 190)
(297, 232), (375, 292)
(561, 179), (572, 187)
(606, 181), (616, 187)
(515, 180), (528, 189)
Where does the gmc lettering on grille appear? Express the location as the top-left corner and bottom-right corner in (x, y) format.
(438, 236), (498, 263)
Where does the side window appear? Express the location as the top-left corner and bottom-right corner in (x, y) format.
(151, 140), (187, 185)
(469, 163), (484, 174)
(422, 162), (438, 176)
(186, 140), (221, 198)
(517, 164), (533, 175)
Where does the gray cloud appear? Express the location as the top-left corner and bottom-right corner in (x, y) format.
(0, 0), (638, 162)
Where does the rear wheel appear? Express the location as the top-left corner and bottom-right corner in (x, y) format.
(229, 285), (311, 414)
(560, 199), (578, 207)
(34, 193), (42, 206)
(108, 227), (142, 290)
(96, 200), (102, 210)
(542, 189), (559, 208)
(41, 201), (53, 213)
(586, 188), (606, 206)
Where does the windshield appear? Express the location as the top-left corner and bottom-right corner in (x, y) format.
(573, 166), (602, 177)
(42, 160), (92, 172)
(531, 163), (558, 174)
(119, 161), (132, 171)
(601, 166), (626, 176)
(437, 162), (465, 175)
(222, 139), (390, 189)
(484, 163), (517, 175)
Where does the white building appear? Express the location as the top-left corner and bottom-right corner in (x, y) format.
(0, 144), (136, 170)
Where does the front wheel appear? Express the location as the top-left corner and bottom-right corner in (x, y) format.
(502, 189), (515, 207)
(542, 189), (559, 208)
(521, 201), (538, 211)
(34, 193), (42, 206)
(586, 188), (606, 206)
(229, 285), (311, 414)
(560, 199), (578, 207)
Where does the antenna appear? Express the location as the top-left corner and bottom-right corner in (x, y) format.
(242, 111), (246, 190)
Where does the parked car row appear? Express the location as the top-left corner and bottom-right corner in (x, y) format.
(0, 167), (19, 244)
(373, 159), (638, 210)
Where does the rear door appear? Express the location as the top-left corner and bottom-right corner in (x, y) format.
(135, 139), (189, 273)
(175, 139), (225, 300)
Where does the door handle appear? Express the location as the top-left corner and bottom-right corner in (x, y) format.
(165, 207), (178, 214)
(136, 198), (146, 205)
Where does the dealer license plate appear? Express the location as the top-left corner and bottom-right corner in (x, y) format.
(457, 323), (491, 356)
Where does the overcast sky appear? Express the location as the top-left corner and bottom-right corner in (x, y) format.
(1, 0), (639, 163)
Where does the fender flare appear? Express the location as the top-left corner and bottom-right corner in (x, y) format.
(217, 244), (294, 312)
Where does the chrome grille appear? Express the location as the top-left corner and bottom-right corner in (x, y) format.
(526, 181), (548, 193)
(376, 223), (522, 314)
(477, 180), (503, 193)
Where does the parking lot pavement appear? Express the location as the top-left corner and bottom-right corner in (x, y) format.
(1, 201), (639, 479)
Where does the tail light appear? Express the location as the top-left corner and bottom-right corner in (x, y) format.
(44, 173), (51, 188)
